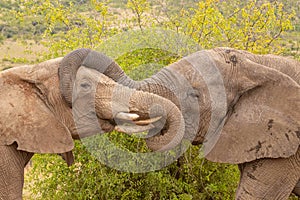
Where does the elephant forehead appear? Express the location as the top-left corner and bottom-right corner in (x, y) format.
(169, 59), (204, 89)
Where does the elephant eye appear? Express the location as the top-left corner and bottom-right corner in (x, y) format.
(80, 82), (91, 90)
(187, 89), (200, 99)
(189, 92), (199, 98)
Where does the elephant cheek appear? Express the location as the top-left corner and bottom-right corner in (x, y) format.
(72, 98), (104, 138)
(184, 116), (199, 141)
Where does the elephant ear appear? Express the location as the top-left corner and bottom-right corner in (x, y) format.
(0, 67), (74, 154)
(205, 56), (300, 164)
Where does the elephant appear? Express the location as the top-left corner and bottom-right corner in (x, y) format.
(61, 47), (300, 199)
(0, 56), (185, 199)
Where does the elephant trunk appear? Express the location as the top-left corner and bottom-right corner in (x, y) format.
(59, 49), (138, 106)
(59, 48), (91, 105)
(81, 50), (138, 87)
(94, 84), (185, 152)
(130, 89), (185, 151)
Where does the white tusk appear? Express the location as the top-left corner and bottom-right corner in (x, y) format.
(115, 124), (155, 134)
(115, 112), (139, 121)
(134, 116), (162, 125)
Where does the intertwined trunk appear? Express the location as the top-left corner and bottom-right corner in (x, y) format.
(94, 83), (185, 151)
(59, 49), (186, 151)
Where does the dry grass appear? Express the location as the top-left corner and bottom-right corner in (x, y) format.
(0, 39), (47, 70)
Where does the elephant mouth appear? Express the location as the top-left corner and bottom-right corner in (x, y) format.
(73, 111), (162, 139)
(113, 112), (163, 134)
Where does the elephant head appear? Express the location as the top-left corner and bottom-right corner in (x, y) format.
(70, 66), (185, 152)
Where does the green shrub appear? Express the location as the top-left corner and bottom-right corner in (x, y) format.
(25, 141), (239, 200)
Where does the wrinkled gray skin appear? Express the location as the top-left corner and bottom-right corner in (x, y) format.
(63, 48), (300, 199)
(0, 58), (184, 199)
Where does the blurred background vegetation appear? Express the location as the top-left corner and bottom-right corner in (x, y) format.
(0, 0), (299, 199)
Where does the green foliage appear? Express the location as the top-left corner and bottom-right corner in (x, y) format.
(165, 0), (295, 54)
(26, 142), (239, 200)
(14, 0), (110, 58)
(116, 48), (180, 79)
(2, 56), (29, 64)
(126, 0), (150, 30)
(0, 0), (32, 40)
